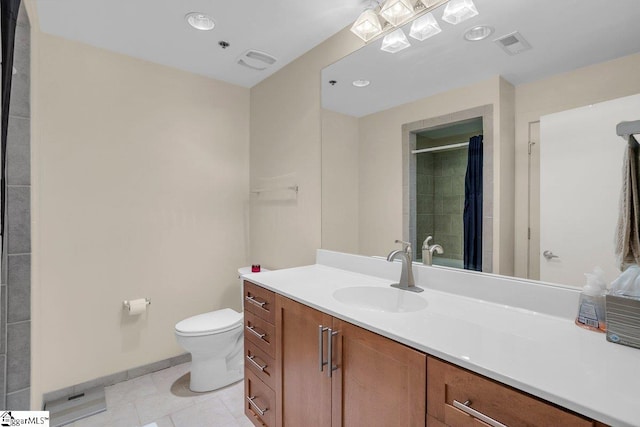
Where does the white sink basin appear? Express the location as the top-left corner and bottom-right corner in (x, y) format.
(332, 286), (428, 313)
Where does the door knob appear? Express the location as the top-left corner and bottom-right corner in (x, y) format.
(543, 250), (559, 260)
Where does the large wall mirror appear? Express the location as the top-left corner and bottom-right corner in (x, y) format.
(320, 0), (640, 287)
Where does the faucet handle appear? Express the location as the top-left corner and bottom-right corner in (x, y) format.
(422, 235), (433, 249)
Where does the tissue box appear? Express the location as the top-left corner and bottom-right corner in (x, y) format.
(605, 294), (640, 349)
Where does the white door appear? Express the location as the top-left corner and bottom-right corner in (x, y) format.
(539, 94), (640, 286)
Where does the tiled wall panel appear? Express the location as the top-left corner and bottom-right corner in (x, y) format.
(1, 4), (31, 410)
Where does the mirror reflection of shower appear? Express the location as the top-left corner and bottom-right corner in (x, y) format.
(414, 117), (483, 270)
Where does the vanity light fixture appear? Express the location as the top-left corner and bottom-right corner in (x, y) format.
(380, 0), (416, 26)
(185, 12), (215, 31)
(350, 0), (450, 43)
(409, 12), (442, 41)
(381, 28), (411, 53)
(463, 25), (493, 41)
(352, 80), (371, 87)
(441, 0), (478, 25)
(419, 0), (442, 7)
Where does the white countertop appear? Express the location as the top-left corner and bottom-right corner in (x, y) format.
(244, 252), (640, 427)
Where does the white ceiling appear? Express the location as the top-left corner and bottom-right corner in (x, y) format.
(322, 0), (640, 117)
(35, 0), (365, 88)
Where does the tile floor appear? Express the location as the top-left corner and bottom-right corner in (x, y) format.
(67, 363), (254, 427)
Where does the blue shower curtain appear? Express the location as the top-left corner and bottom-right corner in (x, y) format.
(463, 135), (483, 271)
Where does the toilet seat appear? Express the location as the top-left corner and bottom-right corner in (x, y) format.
(175, 308), (243, 337)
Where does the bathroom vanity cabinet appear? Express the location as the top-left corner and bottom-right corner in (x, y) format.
(243, 280), (425, 427)
(243, 279), (610, 427)
(276, 294), (426, 427)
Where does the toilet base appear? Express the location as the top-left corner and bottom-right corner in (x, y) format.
(189, 350), (244, 392)
(190, 367), (243, 393)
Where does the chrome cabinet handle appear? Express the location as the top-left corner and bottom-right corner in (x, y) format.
(246, 395), (269, 416)
(453, 400), (508, 427)
(543, 250), (559, 260)
(245, 295), (267, 308)
(246, 355), (267, 372)
(327, 328), (339, 378)
(245, 325), (266, 340)
(319, 325), (328, 372)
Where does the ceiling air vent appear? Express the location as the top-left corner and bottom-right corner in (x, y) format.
(237, 50), (277, 71)
(494, 31), (531, 56)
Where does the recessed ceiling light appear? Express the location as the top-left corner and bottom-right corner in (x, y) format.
(185, 12), (215, 31)
(463, 25), (494, 41)
(352, 80), (371, 88)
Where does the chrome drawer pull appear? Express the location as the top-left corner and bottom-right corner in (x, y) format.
(327, 328), (339, 378)
(245, 325), (267, 340)
(246, 395), (269, 416)
(245, 295), (267, 308)
(246, 355), (267, 372)
(453, 400), (508, 427)
(319, 325), (328, 372)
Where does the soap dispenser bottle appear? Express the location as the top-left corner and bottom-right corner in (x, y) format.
(575, 267), (607, 332)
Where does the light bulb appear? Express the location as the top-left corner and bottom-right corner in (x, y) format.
(442, 0), (479, 25)
(381, 29), (411, 53)
(409, 13), (442, 41)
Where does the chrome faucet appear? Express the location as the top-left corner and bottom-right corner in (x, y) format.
(387, 240), (423, 293)
(422, 236), (444, 266)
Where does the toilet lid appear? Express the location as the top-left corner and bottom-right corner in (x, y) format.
(175, 308), (243, 335)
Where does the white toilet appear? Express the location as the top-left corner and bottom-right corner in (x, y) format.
(174, 267), (267, 392)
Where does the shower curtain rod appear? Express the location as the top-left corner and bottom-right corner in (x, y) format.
(411, 141), (469, 155)
(617, 120), (640, 139)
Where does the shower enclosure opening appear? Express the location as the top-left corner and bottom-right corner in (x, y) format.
(414, 117), (483, 269)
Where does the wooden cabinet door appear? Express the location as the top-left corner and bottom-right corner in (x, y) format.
(331, 318), (427, 427)
(427, 357), (594, 427)
(276, 295), (333, 427)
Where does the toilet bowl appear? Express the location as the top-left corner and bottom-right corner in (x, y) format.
(175, 267), (269, 392)
(175, 308), (244, 392)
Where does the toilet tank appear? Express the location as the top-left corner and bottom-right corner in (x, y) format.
(238, 266), (270, 308)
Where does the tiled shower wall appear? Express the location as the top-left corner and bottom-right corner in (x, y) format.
(416, 148), (467, 262)
(1, 4), (31, 410)
(415, 153), (434, 261)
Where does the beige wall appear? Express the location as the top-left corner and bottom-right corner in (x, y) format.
(497, 78), (516, 276)
(513, 53), (640, 278)
(249, 29), (362, 269)
(321, 109), (359, 253)
(31, 33), (250, 404)
(356, 76), (515, 275)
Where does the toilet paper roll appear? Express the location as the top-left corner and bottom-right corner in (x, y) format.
(126, 298), (148, 316)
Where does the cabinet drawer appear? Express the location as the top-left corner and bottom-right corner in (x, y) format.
(244, 281), (275, 324)
(427, 357), (593, 427)
(245, 369), (275, 427)
(245, 310), (276, 359)
(245, 339), (276, 390)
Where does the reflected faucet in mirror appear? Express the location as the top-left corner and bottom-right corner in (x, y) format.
(422, 236), (444, 266)
(387, 240), (423, 293)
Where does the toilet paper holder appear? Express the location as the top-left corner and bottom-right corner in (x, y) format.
(123, 298), (151, 310)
